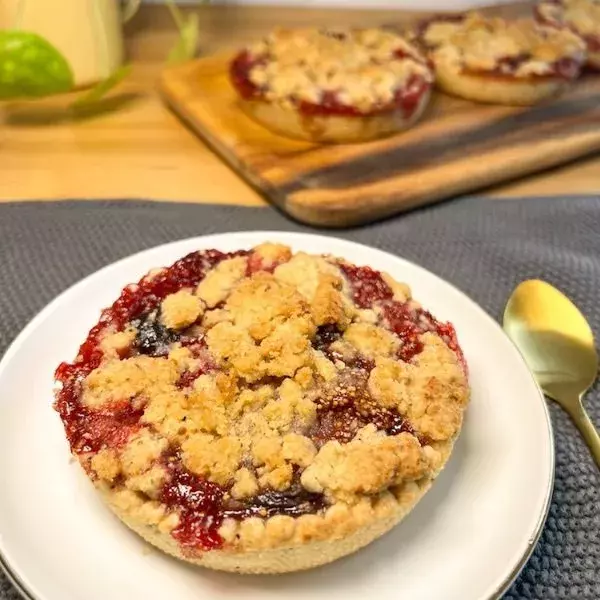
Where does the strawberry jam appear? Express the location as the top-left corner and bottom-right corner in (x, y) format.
(230, 51), (265, 100)
(340, 263), (394, 309)
(224, 483), (326, 519)
(176, 356), (215, 389)
(55, 388), (145, 455)
(310, 364), (420, 446)
(469, 55), (582, 80)
(312, 324), (344, 356)
(54, 250), (245, 458)
(383, 301), (465, 368)
(245, 248), (289, 275)
(340, 260), (465, 368)
(230, 48), (431, 118)
(159, 451), (326, 553)
(340, 260), (464, 365)
(160, 451), (226, 553)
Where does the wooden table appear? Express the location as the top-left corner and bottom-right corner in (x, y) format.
(1, 4), (598, 207)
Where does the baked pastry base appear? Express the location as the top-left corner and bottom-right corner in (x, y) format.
(238, 89), (431, 144)
(99, 480), (430, 574)
(435, 62), (570, 105)
(96, 437), (455, 574)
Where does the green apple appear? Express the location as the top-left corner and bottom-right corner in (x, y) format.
(0, 31), (74, 99)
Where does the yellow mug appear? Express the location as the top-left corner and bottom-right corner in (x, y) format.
(0, 0), (141, 87)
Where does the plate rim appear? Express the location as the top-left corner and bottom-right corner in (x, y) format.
(0, 231), (555, 600)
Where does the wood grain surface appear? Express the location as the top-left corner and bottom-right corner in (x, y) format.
(1, 4), (599, 210)
(160, 3), (600, 226)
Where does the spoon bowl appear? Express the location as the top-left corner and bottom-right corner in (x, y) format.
(504, 279), (600, 468)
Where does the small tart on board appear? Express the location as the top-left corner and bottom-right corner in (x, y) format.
(417, 12), (586, 105)
(229, 28), (434, 143)
(54, 243), (470, 574)
(536, 0), (600, 68)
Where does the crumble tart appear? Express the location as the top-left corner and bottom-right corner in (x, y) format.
(229, 28), (434, 143)
(54, 243), (469, 574)
(536, 0), (600, 68)
(416, 12), (586, 105)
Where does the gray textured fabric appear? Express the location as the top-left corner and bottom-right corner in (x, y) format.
(0, 198), (599, 600)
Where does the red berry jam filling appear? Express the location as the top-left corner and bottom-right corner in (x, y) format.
(55, 382), (145, 455)
(310, 367), (425, 447)
(132, 312), (179, 357)
(296, 77), (430, 118)
(394, 74), (431, 119)
(54, 249), (246, 458)
(382, 301), (466, 371)
(230, 48), (430, 118)
(176, 338), (215, 389)
(160, 451), (226, 553)
(585, 34), (600, 53)
(381, 301), (425, 362)
(312, 324), (344, 356)
(230, 50), (265, 100)
(340, 263), (394, 309)
(340, 260), (465, 369)
(224, 482), (326, 520)
(245, 249), (289, 275)
(467, 54), (582, 79)
(159, 450), (326, 553)
(176, 366), (207, 389)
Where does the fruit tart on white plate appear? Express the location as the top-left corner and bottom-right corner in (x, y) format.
(54, 243), (469, 574)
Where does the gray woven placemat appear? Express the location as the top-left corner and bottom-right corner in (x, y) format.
(0, 198), (598, 600)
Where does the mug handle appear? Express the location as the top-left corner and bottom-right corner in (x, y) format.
(122, 0), (142, 23)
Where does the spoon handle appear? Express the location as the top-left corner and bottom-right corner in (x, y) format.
(564, 397), (600, 469)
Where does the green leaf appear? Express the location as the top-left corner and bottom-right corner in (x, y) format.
(0, 31), (74, 99)
(71, 64), (132, 108)
(167, 12), (200, 64)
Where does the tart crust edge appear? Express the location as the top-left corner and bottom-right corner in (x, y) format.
(96, 438), (454, 574)
(433, 58), (571, 105)
(237, 87), (432, 143)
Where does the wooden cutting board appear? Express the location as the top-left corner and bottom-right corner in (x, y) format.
(159, 5), (600, 227)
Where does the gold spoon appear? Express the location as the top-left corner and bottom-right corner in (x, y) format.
(503, 279), (600, 468)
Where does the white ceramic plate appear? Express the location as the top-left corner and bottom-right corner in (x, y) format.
(0, 232), (553, 600)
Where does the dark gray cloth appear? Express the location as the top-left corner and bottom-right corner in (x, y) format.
(0, 198), (598, 600)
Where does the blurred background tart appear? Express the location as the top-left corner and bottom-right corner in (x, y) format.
(416, 12), (586, 105)
(535, 0), (600, 68)
(230, 28), (434, 143)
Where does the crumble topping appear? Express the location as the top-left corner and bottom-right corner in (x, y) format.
(301, 426), (428, 502)
(160, 290), (204, 330)
(230, 28), (433, 114)
(54, 244), (469, 555)
(537, 0), (600, 39)
(421, 12), (586, 78)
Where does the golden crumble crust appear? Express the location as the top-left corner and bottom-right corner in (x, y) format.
(537, 0), (600, 38)
(99, 328), (136, 359)
(55, 243), (469, 571)
(196, 256), (248, 309)
(344, 322), (400, 359)
(160, 290), (204, 330)
(237, 28), (433, 112)
(301, 426), (428, 501)
(422, 12), (585, 78)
